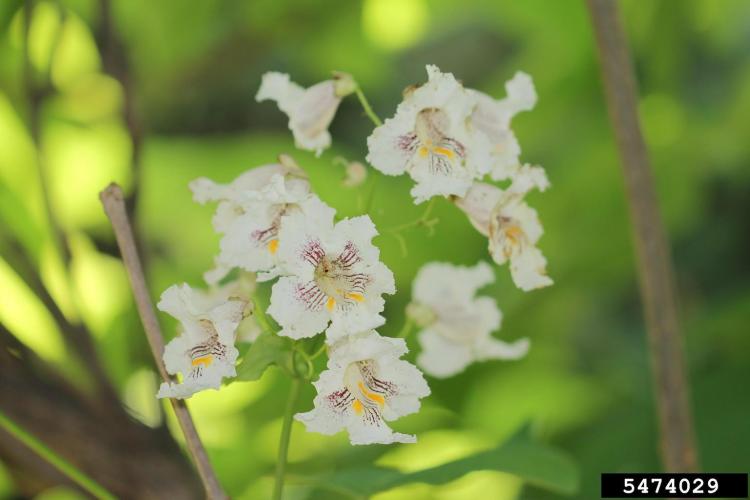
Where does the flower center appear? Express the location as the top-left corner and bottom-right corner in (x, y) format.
(251, 203), (300, 255)
(343, 360), (396, 420)
(297, 240), (369, 312)
(396, 109), (466, 174)
(186, 320), (227, 378)
(313, 254), (366, 311)
(411, 108), (466, 173)
(494, 215), (527, 259)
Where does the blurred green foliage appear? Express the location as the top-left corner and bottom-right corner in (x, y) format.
(1, 0), (749, 498)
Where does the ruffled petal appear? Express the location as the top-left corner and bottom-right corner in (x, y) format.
(416, 328), (474, 378)
(267, 276), (331, 339)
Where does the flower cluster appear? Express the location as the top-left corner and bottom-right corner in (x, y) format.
(367, 65), (553, 291)
(155, 65), (551, 447)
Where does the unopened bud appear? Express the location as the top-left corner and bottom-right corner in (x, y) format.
(343, 161), (367, 188)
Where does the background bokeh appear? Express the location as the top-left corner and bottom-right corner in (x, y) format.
(1, 0), (749, 498)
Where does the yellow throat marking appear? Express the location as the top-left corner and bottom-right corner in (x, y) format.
(191, 355), (213, 367)
(358, 381), (385, 405)
(326, 296), (336, 311)
(267, 239), (280, 255)
(418, 145), (455, 159)
(352, 399), (364, 414)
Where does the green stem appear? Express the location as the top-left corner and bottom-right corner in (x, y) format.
(0, 409), (116, 500)
(354, 86), (383, 127)
(292, 344), (314, 380)
(365, 172), (380, 213)
(388, 197), (439, 233)
(273, 378), (301, 500)
(309, 342), (327, 360)
(396, 317), (414, 339)
(253, 294), (273, 333)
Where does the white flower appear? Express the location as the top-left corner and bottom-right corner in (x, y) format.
(366, 65), (493, 204)
(455, 165), (552, 291)
(256, 72), (353, 156)
(156, 284), (246, 399)
(204, 271), (262, 343)
(295, 331), (430, 445)
(267, 214), (395, 343)
(190, 164), (335, 284)
(468, 72), (538, 181)
(408, 261), (529, 378)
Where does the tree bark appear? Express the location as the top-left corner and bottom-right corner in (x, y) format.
(0, 326), (201, 499)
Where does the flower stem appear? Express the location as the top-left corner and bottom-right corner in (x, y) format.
(354, 86), (383, 127)
(253, 294), (273, 334)
(396, 317), (414, 339)
(273, 377), (301, 500)
(388, 197), (439, 233)
(0, 409), (116, 500)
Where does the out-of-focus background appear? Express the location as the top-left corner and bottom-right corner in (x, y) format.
(1, 0), (749, 498)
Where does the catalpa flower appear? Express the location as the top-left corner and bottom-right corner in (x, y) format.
(191, 163), (335, 283)
(408, 261), (529, 378)
(295, 330), (430, 445)
(267, 213), (395, 343)
(468, 72), (538, 181)
(204, 271), (262, 343)
(455, 165), (553, 291)
(256, 71), (355, 156)
(366, 65), (492, 204)
(156, 284), (247, 399)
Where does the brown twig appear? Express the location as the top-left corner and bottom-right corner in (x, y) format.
(585, 0), (699, 472)
(99, 184), (228, 500)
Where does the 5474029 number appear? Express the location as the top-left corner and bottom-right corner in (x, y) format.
(601, 473), (748, 498)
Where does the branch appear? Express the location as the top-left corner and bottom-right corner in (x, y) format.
(99, 184), (228, 500)
(585, 0), (699, 472)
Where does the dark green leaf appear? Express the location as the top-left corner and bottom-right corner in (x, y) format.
(234, 331), (291, 381)
(295, 424), (579, 497)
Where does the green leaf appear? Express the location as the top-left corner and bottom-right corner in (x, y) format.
(234, 331), (291, 381)
(295, 424), (579, 497)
